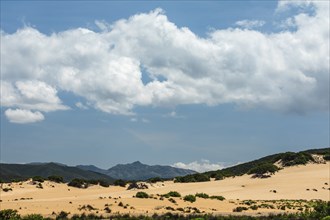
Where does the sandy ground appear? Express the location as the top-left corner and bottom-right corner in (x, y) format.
(0, 162), (329, 217)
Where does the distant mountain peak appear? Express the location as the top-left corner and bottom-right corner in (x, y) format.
(105, 161), (197, 180)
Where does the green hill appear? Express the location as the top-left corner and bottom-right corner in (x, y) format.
(175, 147), (329, 183)
(0, 162), (115, 183)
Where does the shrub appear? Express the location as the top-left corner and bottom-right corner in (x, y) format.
(22, 214), (44, 220)
(250, 205), (258, 210)
(168, 198), (176, 204)
(0, 209), (20, 220)
(195, 193), (209, 198)
(163, 191), (181, 198)
(118, 202), (124, 207)
(279, 152), (314, 166)
(323, 154), (330, 161)
(175, 173), (209, 183)
(104, 207), (111, 213)
(68, 179), (88, 188)
(183, 194), (196, 203)
(47, 176), (64, 183)
(36, 183), (43, 189)
(214, 173), (224, 180)
(55, 211), (69, 220)
(210, 195), (225, 201)
(2, 188), (12, 192)
(113, 179), (126, 187)
(32, 176), (44, 183)
(248, 163), (279, 175)
(135, 191), (149, 198)
(79, 204), (96, 211)
(233, 206), (248, 212)
(147, 177), (163, 183)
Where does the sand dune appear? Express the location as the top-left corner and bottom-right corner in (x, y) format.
(1, 162), (329, 217)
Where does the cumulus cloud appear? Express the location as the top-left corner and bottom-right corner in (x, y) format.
(1, 1), (329, 122)
(5, 108), (45, 124)
(172, 159), (225, 172)
(235, 19), (266, 29)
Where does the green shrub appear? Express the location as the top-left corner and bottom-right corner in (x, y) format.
(68, 179), (88, 188)
(22, 214), (44, 220)
(248, 163), (279, 175)
(55, 211), (69, 220)
(175, 174), (209, 183)
(135, 191), (149, 198)
(163, 191), (181, 198)
(214, 173), (224, 180)
(195, 193), (209, 198)
(323, 154), (330, 161)
(98, 180), (110, 187)
(0, 209), (20, 220)
(47, 176), (63, 183)
(147, 177), (163, 183)
(233, 206), (248, 212)
(32, 176), (44, 183)
(183, 194), (196, 203)
(113, 179), (126, 187)
(210, 195), (225, 201)
(279, 152), (314, 166)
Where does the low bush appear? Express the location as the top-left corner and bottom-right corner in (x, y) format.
(163, 191), (181, 198)
(0, 209), (20, 219)
(248, 163), (279, 175)
(113, 179), (126, 187)
(2, 187), (12, 192)
(147, 177), (163, 183)
(68, 179), (88, 188)
(233, 206), (248, 212)
(210, 195), (225, 201)
(183, 194), (196, 203)
(323, 154), (330, 161)
(22, 214), (44, 220)
(55, 211), (69, 220)
(195, 193), (209, 198)
(175, 174), (209, 183)
(47, 176), (63, 183)
(32, 176), (44, 183)
(135, 191), (149, 198)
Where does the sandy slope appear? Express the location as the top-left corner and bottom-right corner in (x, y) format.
(0, 162), (329, 217)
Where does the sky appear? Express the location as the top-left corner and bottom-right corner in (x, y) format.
(0, 0), (329, 172)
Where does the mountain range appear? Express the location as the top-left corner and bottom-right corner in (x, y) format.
(0, 161), (196, 182)
(77, 161), (197, 180)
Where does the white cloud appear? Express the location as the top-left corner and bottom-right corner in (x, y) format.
(5, 108), (44, 124)
(1, 1), (329, 122)
(1, 80), (68, 112)
(235, 19), (266, 29)
(172, 159), (225, 172)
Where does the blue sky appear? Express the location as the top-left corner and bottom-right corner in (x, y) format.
(1, 1), (329, 171)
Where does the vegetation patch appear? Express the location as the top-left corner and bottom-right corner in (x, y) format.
(135, 191), (149, 198)
(163, 191), (181, 198)
(195, 193), (209, 199)
(184, 195), (196, 203)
